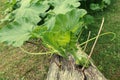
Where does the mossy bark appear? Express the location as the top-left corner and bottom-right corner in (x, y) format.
(46, 49), (107, 80)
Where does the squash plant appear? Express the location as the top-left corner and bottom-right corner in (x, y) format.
(0, 0), (111, 67)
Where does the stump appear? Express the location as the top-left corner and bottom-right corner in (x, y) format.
(46, 49), (107, 80)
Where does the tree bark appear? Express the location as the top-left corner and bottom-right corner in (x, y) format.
(46, 48), (107, 80)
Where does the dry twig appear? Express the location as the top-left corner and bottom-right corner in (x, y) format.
(82, 18), (105, 71)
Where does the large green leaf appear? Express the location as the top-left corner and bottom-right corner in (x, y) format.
(33, 9), (87, 57)
(1, 0), (49, 24)
(48, 0), (80, 14)
(0, 19), (34, 47)
(14, 0), (49, 24)
(51, 9), (87, 33)
(0, 0), (49, 47)
(43, 31), (70, 57)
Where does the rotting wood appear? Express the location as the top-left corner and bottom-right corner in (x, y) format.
(46, 49), (107, 80)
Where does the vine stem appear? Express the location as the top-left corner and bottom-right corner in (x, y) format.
(79, 32), (115, 46)
(82, 18), (105, 71)
(19, 47), (57, 55)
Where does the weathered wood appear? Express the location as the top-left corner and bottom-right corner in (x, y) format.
(46, 55), (84, 80)
(84, 66), (107, 80)
(46, 49), (107, 80)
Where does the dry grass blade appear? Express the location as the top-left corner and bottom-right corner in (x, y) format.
(83, 31), (91, 51)
(82, 18), (105, 71)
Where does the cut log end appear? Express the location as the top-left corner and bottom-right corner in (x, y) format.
(46, 53), (107, 80)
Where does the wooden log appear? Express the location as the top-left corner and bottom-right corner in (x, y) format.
(46, 49), (107, 80)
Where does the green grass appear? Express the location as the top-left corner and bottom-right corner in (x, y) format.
(83, 0), (120, 80)
(0, 0), (120, 80)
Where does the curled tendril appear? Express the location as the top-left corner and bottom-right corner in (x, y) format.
(79, 32), (116, 46)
